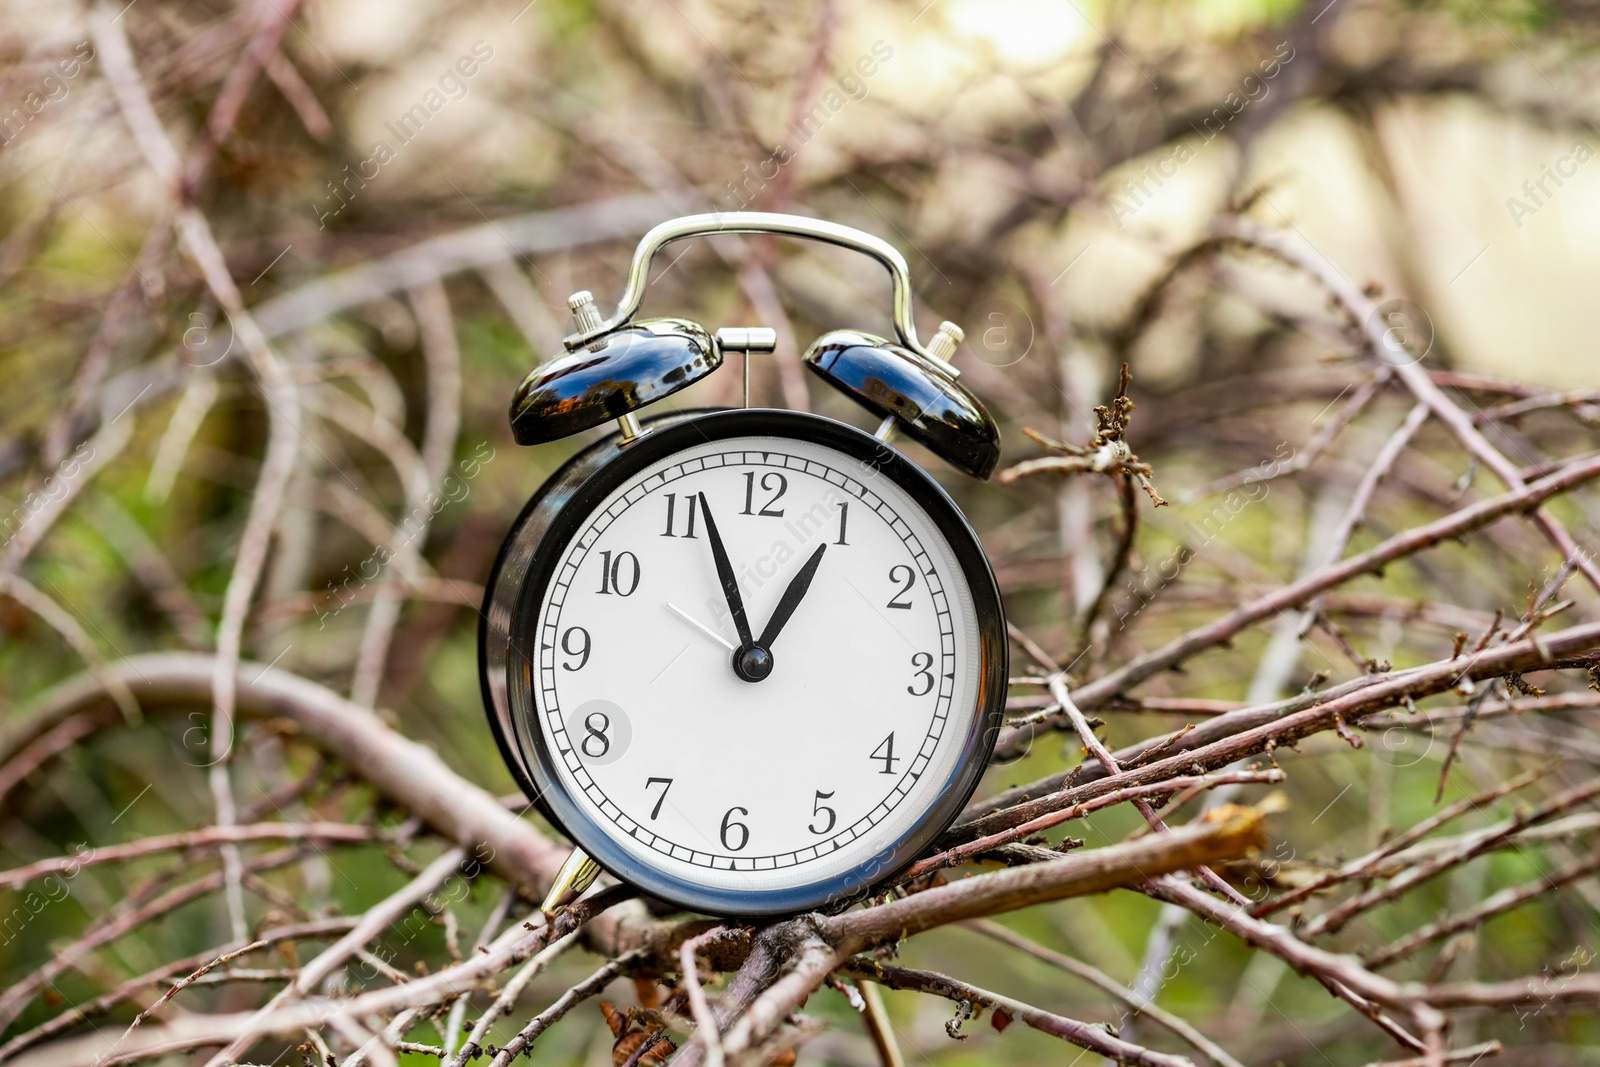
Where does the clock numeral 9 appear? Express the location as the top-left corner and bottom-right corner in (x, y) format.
(809, 790), (837, 835)
(740, 471), (787, 517)
(886, 565), (916, 609)
(560, 626), (590, 671)
(580, 711), (611, 759)
(660, 493), (699, 539)
(596, 550), (640, 596)
(908, 652), (934, 696)
(871, 733), (899, 775)
(720, 806), (750, 851)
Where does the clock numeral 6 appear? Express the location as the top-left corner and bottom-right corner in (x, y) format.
(580, 711), (611, 758)
(560, 626), (590, 671)
(886, 564), (916, 609)
(871, 733), (899, 775)
(720, 806), (750, 852)
(809, 790), (837, 835)
(740, 471), (787, 517)
(908, 652), (934, 696)
(596, 549), (640, 596)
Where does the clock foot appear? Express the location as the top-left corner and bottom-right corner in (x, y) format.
(541, 848), (602, 916)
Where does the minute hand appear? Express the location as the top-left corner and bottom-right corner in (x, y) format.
(696, 492), (753, 648)
(756, 543), (827, 648)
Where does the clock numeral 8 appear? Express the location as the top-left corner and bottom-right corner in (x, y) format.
(596, 550), (640, 596)
(580, 711), (611, 758)
(720, 806), (750, 851)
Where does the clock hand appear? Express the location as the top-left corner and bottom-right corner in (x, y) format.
(755, 543), (827, 649)
(695, 492), (754, 649)
(665, 601), (735, 652)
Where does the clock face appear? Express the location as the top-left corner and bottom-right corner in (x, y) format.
(492, 412), (1005, 915)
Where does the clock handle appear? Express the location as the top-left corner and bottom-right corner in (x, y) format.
(560, 212), (939, 362)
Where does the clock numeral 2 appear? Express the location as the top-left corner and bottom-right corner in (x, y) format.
(720, 806), (750, 851)
(886, 564), (916, 609)
(596, 550), (640, 596)
(740, 471), (787, 517)
(560, 626), (591, 671)
(871, 733), (899, 775)
(661, 493), (699, 538)
(908, 652), (934, 696)
(645, 776), (672, 819)
(809, 790), (837, 835)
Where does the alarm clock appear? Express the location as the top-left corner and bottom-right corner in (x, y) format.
(479, 213), (1007, 918)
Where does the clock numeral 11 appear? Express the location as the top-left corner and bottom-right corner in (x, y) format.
(660, 493), (699, 538)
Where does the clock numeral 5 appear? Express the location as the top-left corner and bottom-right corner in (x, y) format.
(886, 565), (916, 609)
(908, 652), (934, 696)
(871, 733), (899, 775)
(560, 626), (591, 671)
(660, 493), (699, 539)
(720, 806), (750, 851)
(740, 471), (787, 517)
(809, 790), (837, 835)
(596, 550), (640, 596)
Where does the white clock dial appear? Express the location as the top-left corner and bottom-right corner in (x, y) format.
(527, 433), (984, 894)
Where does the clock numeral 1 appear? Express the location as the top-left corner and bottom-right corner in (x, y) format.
(871, 733), (899, 775)
(580, 711), (611, 759)
(560, 626), (591, 671)
(740, 471), (787, 517)
(661, 493), (699, 538)
(645, 776), (673, 819)
(596, 550), (640, 596)
(908, 652), (934, 696)
(809, 790), (837, 835)
(886, 564), (916, 609)
(834, 502), (849, 545)
(720, 806), (750, 851)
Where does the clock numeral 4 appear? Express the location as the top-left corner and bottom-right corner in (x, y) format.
(596, 550), (640, 596)
(560, 626), (591, 671)
(720, 806), (750, 851)
(908, 652), (934, 696)
(740, 471), (787, 517)
(871, 733), (899, 775)
(580, 711), (611, 759)
(886, 564), (916, 609)
(660, 493), (699, 539)
(645, 776), (673, 819)
(809, 790), (837, 835)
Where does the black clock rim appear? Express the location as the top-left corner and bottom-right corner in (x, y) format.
(480, 408), (1007, 918)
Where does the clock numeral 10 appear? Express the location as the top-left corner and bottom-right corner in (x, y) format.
(871, 733), (899, 775)
(720, 806), (750, 851)
(809, 790), (837, 835)
(660, 493), (699, 539)
(740, 471), (787, 517)
(596, 550), (640, 596)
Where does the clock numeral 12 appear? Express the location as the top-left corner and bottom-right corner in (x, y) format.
(596, 550), (640, 596)
(660, 493), (699, 538)
(741, 471), (787, 517)
(871, 733), (899, 775)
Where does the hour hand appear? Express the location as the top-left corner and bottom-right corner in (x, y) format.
(756, 543), (827, 649)
(695, 492), (753, 648)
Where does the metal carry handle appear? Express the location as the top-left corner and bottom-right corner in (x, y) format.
(562, 211), (935, 360)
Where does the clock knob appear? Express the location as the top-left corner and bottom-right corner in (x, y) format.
(508, 297), (723, 446)
(802, 326), (1001, 480)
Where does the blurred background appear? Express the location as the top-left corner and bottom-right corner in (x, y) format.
(3, 0), (1600, 1064)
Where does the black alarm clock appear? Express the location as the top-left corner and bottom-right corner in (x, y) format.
(479, 212), (1007, 917)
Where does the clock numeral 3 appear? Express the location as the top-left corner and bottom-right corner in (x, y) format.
(560, 626), (591, 671)
(596, 550), (640, 596)
(661, 493), (699, 538)
(645, 776), (673, 819)
(908, 652), (934, 696)
(740, 471), (787, 517)
(871, 733), (899, 775)
(886, 564), (916, 609)
(720, 806), (750, 851)
(580, 711), (611, 759)
(809, 790), (837, 835)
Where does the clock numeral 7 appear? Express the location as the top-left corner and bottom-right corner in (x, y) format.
(660, 493), (699, 539)
(740, 471), (787, 517)
(871, 733), (899, 775)
(644, 776), (672, 820)
(596, 550), (640, 596)
(809, 790), (837, 835)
